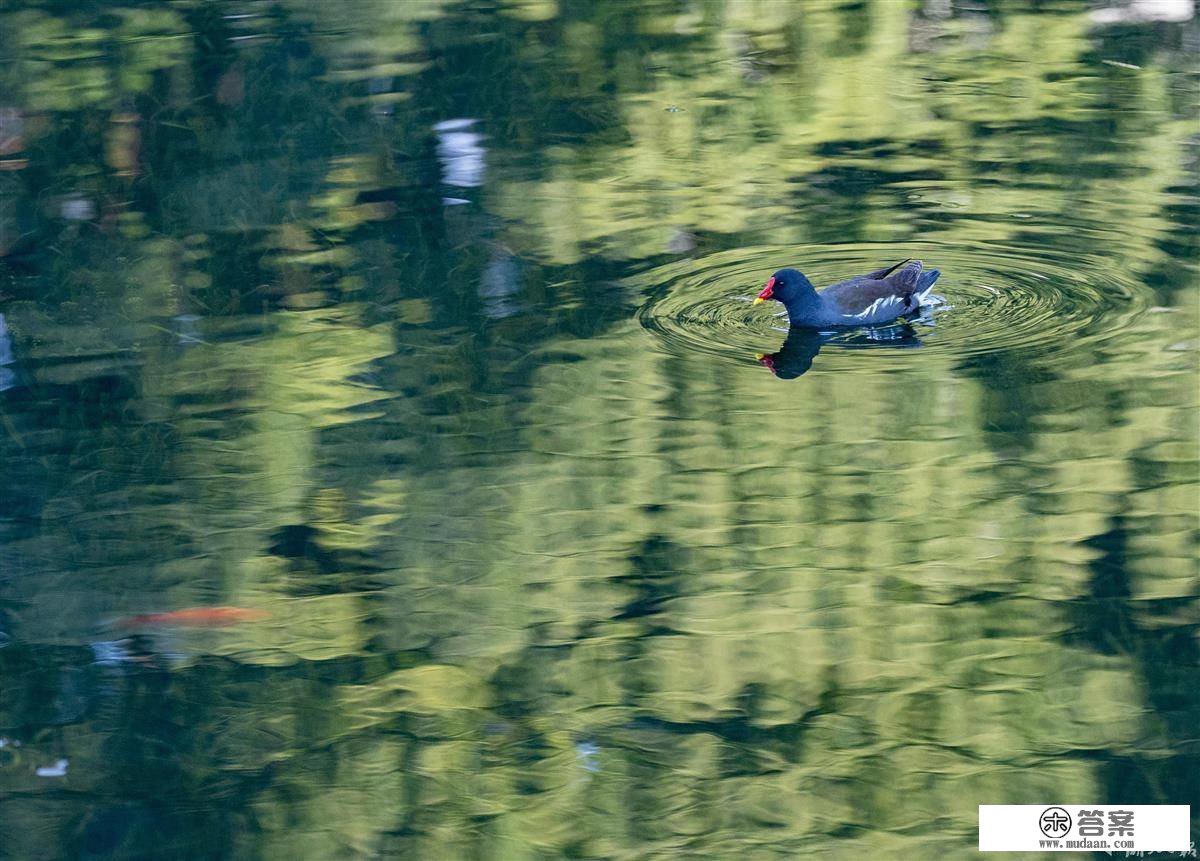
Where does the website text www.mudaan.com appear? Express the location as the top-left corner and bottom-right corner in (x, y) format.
(1038, 838), (1137, 850)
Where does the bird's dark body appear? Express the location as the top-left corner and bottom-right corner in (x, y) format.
(757, 259), (941, 328)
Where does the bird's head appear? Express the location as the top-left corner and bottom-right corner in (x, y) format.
(753, 268), (814, 307)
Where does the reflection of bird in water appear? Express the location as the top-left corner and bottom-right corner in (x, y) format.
(755, 325), (924, 379)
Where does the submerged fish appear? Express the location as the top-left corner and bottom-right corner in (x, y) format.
(114, 607), (270, 629)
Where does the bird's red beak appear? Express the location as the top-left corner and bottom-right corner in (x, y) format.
(753, 277), (776, 305)
(754, 352), (777, 374)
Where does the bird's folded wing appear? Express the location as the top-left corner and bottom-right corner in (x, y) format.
(825, 280), (908, 318)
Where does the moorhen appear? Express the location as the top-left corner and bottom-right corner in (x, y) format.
(753, 259), (940, 328)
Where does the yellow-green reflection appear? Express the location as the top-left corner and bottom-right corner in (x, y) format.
(0, 1), (1195, 859)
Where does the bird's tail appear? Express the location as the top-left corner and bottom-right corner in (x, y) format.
(892, 261), (940, 310)
(915, 267), (940, 301)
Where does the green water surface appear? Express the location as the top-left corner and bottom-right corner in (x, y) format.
(0, 1), (1197, 858)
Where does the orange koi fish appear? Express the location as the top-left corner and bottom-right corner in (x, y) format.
(115, 607), (270, 629)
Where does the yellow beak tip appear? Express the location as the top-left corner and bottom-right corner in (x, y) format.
(754, 353), (765, 361)
(752, 297), (765, 305)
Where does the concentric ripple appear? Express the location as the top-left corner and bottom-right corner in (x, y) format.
(635, 243), (1153, 365)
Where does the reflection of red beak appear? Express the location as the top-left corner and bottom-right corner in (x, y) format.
(753, 277), (776, 305)
(754, 352), (777, 375)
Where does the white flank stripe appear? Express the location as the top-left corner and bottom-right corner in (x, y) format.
(845, 295), (900, 320)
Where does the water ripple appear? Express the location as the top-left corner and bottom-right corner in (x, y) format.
(635, 243), (1153, 365)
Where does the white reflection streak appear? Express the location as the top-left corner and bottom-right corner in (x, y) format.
(0, 313), (15, 391)
(434, 118), (485, 203)
(35, 759), (68, 778)
(1091, 0), (1194, 23)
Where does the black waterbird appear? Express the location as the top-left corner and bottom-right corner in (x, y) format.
(754, 259), (940, 328)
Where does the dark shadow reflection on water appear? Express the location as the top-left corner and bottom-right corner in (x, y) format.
(756, 325), (924, 379)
